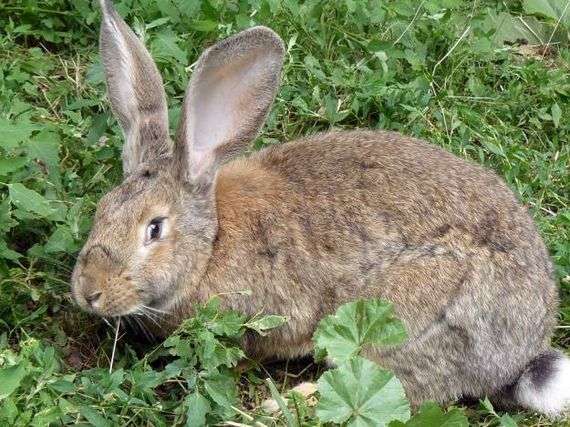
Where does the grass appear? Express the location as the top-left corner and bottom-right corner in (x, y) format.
(0, 0), (568, 425)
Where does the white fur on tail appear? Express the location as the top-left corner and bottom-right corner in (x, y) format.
(516, 352), (570, 418)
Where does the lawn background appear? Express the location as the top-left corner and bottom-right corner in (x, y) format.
(0, 0), (568, 425)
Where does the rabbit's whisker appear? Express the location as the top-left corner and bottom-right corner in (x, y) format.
(136, 308), (161, 328)
(131, 315), (153, 341)
(141, 304), (171, 316)
(136, 307), (157, 322)
(123, 316), (134, 330)
(140, 307), (160, 321)
(144, 313), (161, 328)
(101, 317), (113, 328)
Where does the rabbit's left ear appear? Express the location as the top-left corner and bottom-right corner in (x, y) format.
(99, 0), (170, 175)
(175, 26), (285, 183)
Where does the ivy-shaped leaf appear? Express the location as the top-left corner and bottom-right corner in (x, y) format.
(316, 356), (410, 427)
(313, 299), (407, 364)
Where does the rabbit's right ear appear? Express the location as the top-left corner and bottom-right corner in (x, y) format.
(175, 26), (284, 183)
(99, 0), (170, 175)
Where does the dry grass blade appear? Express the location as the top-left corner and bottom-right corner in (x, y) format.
(109, 317), (120, 374)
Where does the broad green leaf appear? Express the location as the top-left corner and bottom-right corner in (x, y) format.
(0, 364), (27, 399)
(195, 329), (244, 369)
(185, 392), (211, 427)
(164, 334), (195, 361)
(316, 356), (410, 427)
(8, 183), (55, 218)
(203, 371), (237, 409)
(0, 396), (18, 423)
(156, 0), (181, 22)
(31, 406), (64, 426)
(481, 140), (505, 157)
(208, 310), (245, 337)
(324, 94), (345, 124)
(0, 240), (21, 261)
(304, 55), (327, 81)
(152, 32), (188, 64)
(481, 396), (497, 414)
(390, 401), (468, 426)
(80, 406), (111, 427)
(44, 225), (76, 254)
(49, 379), (76, 394)
(524, 0), (570, 28)
(0, 199), (17, 234)
(483, 11), (549, 45)
(87, 113), (110, 144)
(86, 61), (105, 84)
(245, 315), (288, 336)
(313, 299), (407, 364)
(162, 360), (184, 380)
(0, 117), (38, 151)
(175, 0), (202, 18)
(23, 129), (60, 170)
(0, 156), (27, 176)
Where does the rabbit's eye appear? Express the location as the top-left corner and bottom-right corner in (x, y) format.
(145, 218), (164, 243)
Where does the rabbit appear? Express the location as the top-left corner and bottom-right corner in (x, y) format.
(71, 0), (570, 417)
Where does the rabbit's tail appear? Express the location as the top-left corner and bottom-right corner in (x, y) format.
(511, 349), (570, 417)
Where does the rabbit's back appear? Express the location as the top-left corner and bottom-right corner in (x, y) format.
(257, 130), (555, 323)
(204, 130), (557, 403)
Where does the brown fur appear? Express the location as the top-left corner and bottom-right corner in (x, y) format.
(181, 131), (557, 405)
(72, 2), (562, 412)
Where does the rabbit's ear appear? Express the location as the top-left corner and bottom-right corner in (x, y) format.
(99, 0), (170, 175)
(176, 26), (284, 183)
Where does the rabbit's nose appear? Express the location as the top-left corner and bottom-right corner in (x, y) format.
(85, 291), (102, 307)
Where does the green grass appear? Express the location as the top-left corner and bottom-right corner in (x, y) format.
(0, 0), (569, 425)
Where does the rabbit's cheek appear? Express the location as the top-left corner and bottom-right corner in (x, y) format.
(135, 238), (177, 293)
(149, 239), (176, 265)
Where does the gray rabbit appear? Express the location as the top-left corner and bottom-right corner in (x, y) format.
(71, 0), (570, 417)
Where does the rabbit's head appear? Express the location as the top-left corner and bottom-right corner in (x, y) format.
(71, 0), (284, 317)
